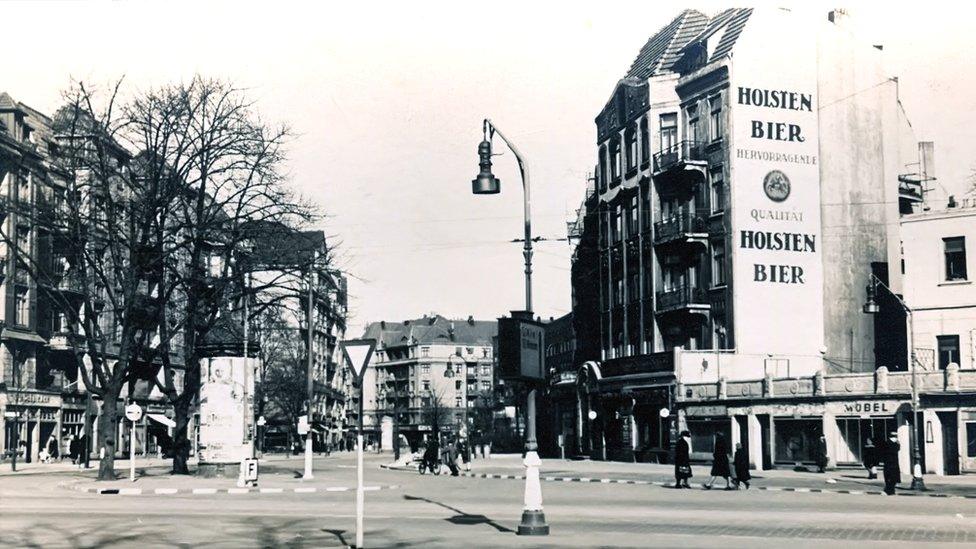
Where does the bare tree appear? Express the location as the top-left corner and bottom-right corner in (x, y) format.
(424, 388), (450, 440)
(256, 305), (308, 450)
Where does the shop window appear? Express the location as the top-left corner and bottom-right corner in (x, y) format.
(774, 418), (821, 464)
(685, 418), (731, 455)
(967, 423), (976, 458)
(944, 237), (967, 281)
(937, 335), (960, 369)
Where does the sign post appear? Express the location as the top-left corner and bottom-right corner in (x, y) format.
(124, 403), (143, 482)
(341, 338), (376, 549)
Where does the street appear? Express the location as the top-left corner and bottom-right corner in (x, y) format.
(2, 454), (975, 548)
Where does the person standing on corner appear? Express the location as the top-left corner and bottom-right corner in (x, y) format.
(674, 430), (693, 489)
(733, 442), (751, 489)
(815, 433), (829, 473)
(882, 431), (901, 495)
(704, 432), (731, 490)
(863, 437), (878, 479)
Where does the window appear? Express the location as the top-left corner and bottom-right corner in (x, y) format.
(421, 363), (430, 375)
(629, 196), (639, 236)
(610, 138), (621, 181)
(455, 397), (463, 407)
(421, 346), (430, 357)
(422, 379), (431, 391)
(659, 113), (677, 153)
(455, 380), (462, 390)
(639, 118), (650, 165)
(625, 126), (638, 171)
(15, 290), (29, 326)
(481, 380), (491, 391)
(481, 364), (491, 376)
(944, 237), (967, 281)
(614, 278), (624, 306)
(710, 167), (725, 213)
(611, 206), (622, 243)
(598, 146), (608, 192)
(937, 335), (960, 369)
(629, 273), (639, 302)
(482, 348), (490, 358)
(712, 241), (726, 286)
(967, 423), (976, 458)
(709, 95), (722, 142)
(686, 104), (699, 145)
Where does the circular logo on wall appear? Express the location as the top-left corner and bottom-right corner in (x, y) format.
(763, 170), (791, 202)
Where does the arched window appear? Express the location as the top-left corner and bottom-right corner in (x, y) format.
(625, 126), (637, 172)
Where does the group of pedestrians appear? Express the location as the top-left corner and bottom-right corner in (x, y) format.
(421, 434), (472, 476)
(674, 429), (904, 495)
(674, 431), (750, 490)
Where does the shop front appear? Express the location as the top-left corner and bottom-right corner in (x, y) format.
(1, 390), (63, 463)
(681, 405), (732, 462)
(826, 399), (902, 467)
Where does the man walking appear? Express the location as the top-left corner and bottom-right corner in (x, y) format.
(815, 434), (829, 473)
(882, 431), (901, 495)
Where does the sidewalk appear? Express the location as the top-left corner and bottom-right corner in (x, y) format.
(385, 454), (976, 498)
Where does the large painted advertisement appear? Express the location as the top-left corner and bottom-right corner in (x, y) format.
(199, 357), (256, 464)
(730, 9), (824, 367)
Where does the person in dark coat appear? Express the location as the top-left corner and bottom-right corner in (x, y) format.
(815, 434), (829, 473)
(442, 437), (460, 476)
(863, 437), (878, 479)
(422, 437), (440, 472)
(68, 434), (80, 465)
(882, 431), (901, 495)
(733, 443), (751, 489)
(704, 432), (731, 490)
(674, 431), (693, 489)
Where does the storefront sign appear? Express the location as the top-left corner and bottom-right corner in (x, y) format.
(18, 393), (58, 406)
(684, 405), (728, 418)
(730, 9), (824, 364)
(826, 400), (904, 416)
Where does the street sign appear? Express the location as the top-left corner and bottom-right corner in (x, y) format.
(341, 339), (376, 381)
(243, 458), (258, 482)
(497, 312), (545, 381)
(3, 411), (17, 418)
(125, 404), (143, 422)
(256, 416), (267, 427)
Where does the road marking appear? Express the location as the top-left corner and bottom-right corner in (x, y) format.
(154, 488), (178, 494)
(295, 487), (317, 493)
(325, 487), (347, 492)
(193, 488), (217, 494)
(260, 488), (284, 494)
(118, 488), (142, 495)
(227, 488), (250, 494)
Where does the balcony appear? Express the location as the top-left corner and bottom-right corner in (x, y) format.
(653, 212), (708, 247)
(655, 285), (710, 315)
(652, 140), (707, 182)
(897, 174), (924, 203)
(601, 351), (675, 378)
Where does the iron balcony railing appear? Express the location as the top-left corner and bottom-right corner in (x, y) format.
(655, 284), (710, 314)
(653, 212), (708, 245)
(653, 140), (706, 173)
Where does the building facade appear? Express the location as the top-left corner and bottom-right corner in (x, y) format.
(563, 8), (972, 473)
(356, 315), (496, 452)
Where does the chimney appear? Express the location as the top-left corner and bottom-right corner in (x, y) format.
(948, 195), (957, 208)
(380, 320), (386, 330)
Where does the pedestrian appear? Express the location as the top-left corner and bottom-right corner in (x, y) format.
(863, 437), (878, 479)
(442, 437), (460, 476)
(815, 434), (829, 473)
(68, 434), (80, 465)
(422, 436), (440, 473)
(882, 431), (901, 495)
(459, 438), (471, 472)
(733, 442), (750, 489)
(703, 432), (731, 490)
(674, 430), (693, 489)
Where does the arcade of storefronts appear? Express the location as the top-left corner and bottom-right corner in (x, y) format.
(676, 364), (976, 475)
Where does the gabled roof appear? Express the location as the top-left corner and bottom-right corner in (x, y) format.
(0, 92), (18, 111)
(361, 315), (497, 350)
(626, 9), (710, 79)
(674, 8), (754, 70)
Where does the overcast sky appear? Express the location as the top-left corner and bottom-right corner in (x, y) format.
(5, 1), (975, 336)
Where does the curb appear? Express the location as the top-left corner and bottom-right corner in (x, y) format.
(61, 481), (399, 496)
(379, 464), (975, 500)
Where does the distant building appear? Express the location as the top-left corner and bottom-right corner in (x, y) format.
(357, 315), (496, 451)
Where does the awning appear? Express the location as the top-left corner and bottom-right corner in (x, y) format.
(147, 413), (176, 428)
(1, 329), (48, 345)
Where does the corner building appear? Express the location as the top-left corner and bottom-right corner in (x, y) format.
(569, 8), (955, 470)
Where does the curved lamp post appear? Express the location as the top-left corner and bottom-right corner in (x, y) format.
(864, 274), (925, 490)
(472, 119), (549, 536)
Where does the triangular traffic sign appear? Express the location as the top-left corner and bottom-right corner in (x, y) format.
(342, 339), (376, 381)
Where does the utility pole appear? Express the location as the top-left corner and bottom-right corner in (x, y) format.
(303, 255), (315, 480)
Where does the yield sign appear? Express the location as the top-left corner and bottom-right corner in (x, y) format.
(342, 338), (376, 381)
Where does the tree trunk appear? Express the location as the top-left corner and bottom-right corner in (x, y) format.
(171, 398), (192, 475)
(96, 391), (120, 481)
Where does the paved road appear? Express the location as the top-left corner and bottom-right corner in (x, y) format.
(2, 455), (974, 548)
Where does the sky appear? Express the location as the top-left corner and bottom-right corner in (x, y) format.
(4, 1), (976, 337)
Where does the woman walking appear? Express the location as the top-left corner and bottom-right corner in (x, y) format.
(863, 437), (878, 479)
(733, 443), (750, 489)
(704, 432), (732, 490)
(674, 431), (692, 489)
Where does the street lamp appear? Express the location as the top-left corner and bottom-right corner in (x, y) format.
(863, 274), (925, 490)
(471, 118), (548, 536)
